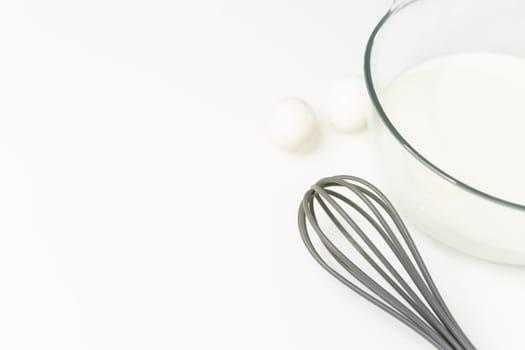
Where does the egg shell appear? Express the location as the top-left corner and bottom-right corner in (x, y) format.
(268, 97), (317, 152)
(326, 75), (371, 132)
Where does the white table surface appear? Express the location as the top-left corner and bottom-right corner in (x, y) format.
(0, 1), (524, 349)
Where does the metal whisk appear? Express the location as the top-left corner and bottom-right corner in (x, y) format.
(298, 175), (476, 350)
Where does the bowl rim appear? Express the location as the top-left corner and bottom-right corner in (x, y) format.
(363, 4), (525, 211)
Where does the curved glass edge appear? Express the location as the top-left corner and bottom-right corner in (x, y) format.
(390, 0), (421, 13)
(363, 8), (525, 211)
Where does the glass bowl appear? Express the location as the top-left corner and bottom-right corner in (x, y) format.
(364, 0), (525, 264)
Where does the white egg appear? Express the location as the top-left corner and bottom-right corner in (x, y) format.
(268, 97), (317, 152)
(326, 75), (371, 132)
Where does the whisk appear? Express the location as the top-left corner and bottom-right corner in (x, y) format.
(298, 175), (476, 350)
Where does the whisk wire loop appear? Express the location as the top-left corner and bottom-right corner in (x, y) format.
(298, 175), (476, 350)
(314, 186), (463, 348)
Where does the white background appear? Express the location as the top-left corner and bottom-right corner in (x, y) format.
(0, 1), (524, 349)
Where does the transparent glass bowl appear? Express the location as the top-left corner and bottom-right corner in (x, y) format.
(364, 0), (525, 264)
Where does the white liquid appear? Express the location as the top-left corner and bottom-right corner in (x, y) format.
(381, 53), (525, 205)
